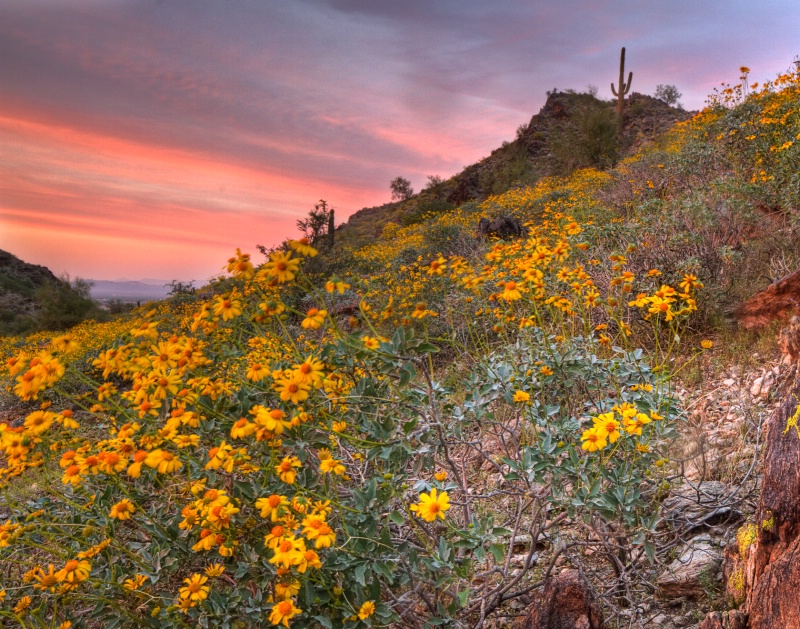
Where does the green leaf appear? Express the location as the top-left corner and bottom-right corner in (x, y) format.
(438, 536), (451, 562)
(399, 362), (416, 387)
(354, 563), (368, 586)
(488, 543), (505, 563)
(643, 540), (656, 564)
(389, 511), (404, 525)
(301, 579), (315, 607)
(373, 561), (395, 582)
(392, 327), (406, 350)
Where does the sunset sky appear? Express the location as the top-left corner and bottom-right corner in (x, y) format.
(1, 1), (799, 282)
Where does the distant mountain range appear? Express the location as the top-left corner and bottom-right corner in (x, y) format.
(88, 279), (172, 302)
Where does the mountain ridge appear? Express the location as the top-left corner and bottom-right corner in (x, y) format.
(337, 90), (692, 246)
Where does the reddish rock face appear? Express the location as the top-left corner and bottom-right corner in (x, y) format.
(701, 370), (800, 629)
(745, 380), (800, 629)
(706, 375), (800, 628)
(748, 543), (800, 628)
(735, 269), (800, 329)
(778, 317), (800, 363)
(522, 570), (603, 629)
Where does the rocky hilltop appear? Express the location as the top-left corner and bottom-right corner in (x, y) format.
(0, 250), (62, 326)
(341, 91), (692, 244)
(0, 249), (97, 335)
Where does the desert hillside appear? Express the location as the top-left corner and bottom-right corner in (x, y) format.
(1, 67), (800, 629)
(0, 249), (101, 336)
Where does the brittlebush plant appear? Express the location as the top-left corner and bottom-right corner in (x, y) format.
(0, 213), (705, 629)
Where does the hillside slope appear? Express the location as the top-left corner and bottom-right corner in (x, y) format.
(0, 249), (99, 335)
(340, 90), (692, 246)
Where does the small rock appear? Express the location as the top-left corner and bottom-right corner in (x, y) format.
(723, 378), (736, 388)
(662, 482), (737, 526)
(650, 613), (668, 625)
(750, 377), (763, 397)
(759, 372), (775, 399)
(657, 534), (722, 598)
(522, 570), (604, 629)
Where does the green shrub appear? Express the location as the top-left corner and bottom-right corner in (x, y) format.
(550, 104), (619, 174)
(35, 280), (103, 331)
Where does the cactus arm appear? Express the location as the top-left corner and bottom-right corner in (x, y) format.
(611, 83), (618, 96)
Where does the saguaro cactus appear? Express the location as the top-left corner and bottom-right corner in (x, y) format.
(327, 208), (335, 249)
(611, 47), (633, 136)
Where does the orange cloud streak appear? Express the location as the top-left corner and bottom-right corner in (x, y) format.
(0, 113), (382, 280)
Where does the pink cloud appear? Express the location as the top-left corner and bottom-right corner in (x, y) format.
(0, 113), (386, 280)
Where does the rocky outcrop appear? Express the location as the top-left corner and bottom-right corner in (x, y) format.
(744, 376), (800, 628)
(0, 249), (65, 334)
(704, 371), (800, 628)
(778, 316), (800, 363)
(522, 570), (603, 629)
(735, 268), (800, 329)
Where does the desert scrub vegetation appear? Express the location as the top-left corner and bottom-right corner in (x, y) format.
(0, 225), (704, 628)
(0, 276), (105, 338)
(0, 64), (798, 628)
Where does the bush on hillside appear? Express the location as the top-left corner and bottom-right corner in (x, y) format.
(550, 104), (619, 174)
(35, 278), (103, 331)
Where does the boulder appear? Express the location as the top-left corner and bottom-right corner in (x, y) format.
(522, 569), (603, 629)
(661, 482), (740, 532)
(736, 268), (800, 329)
(477, 216), (527, 241)
(657, 534), (722, 598)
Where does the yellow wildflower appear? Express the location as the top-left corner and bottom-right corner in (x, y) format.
(109, 499), (136, 521)
(410, 488), (451, 522)
(179, 573), (210, 602)
(580, 426), (607, 452)
(269, 599), (302, 627)
(358, 601), (376, 620)
(513, 390), (530, 403)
